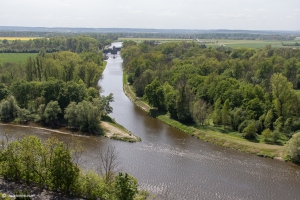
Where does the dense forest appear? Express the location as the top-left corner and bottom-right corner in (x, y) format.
(0, 46), (113, 133)
(122, 40), (300, 161)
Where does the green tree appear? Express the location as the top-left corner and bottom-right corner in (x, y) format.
(242, 121), (257, 139)
(114, 172), (138, 200)
(192, 99), (210, 125)
(270, 73), (293, 118)
(222, 99), (231, 127)
(145, 77), (165, 110)
(163, 82), (178, 119)
(286, 132), (300, 162)
(44, 101), (61, 125)
(262, 128), (273, 143)
(0, 96), (20, 122)
(49, 142), (79, 191)
(212, 98), (222, 125)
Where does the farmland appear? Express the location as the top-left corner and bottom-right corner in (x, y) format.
(0, 53), (36, 64)
(0, 37), (42, 41)
(118, 37), (300, 49)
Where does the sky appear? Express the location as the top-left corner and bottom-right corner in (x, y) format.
(1, 0), (299, 30)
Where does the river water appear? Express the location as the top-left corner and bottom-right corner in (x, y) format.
(1, 42), (300, 199)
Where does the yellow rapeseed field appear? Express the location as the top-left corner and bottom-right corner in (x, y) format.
(0, 37), (42, 41)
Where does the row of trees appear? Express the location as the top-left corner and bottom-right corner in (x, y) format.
(0, 135), (146, 199)
(122, 40), (300, 145)
(0, 35), (117, 53)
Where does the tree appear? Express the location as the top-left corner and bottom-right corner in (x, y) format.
(0, 96), (20, 122)
(114, 172), (138, 200)
(212, 98), (222, 125)
(192, 99), (210, 125)
(163, 82), (178, 119)
(242, 121), (257, 139)
(49, 142), (79, 191)
(222, 99), (231, 127)
(44, 101), (61, 126)
(145, 77), (165, 110)
(19, 136), (45, 183)
(97, 145), (119, 184)
(286, 132), (300, 162)
(270, 73), (293, 118)
(262, 128), (273, 143)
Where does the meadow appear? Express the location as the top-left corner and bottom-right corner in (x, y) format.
(118, 37), (300, 49)
(0, 53), (37, 64)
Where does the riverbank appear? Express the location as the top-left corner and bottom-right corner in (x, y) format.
(101, 119), (141, 142)
(123, 72), (285, 159)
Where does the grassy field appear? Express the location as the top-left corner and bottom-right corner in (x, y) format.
(0, 37), (42, 41)
(203, 39), (300, 49)
(118, 37), (300, 49)
(0, 53), (36, 64)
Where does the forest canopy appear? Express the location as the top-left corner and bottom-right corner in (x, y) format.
(122, 40), (300, 145)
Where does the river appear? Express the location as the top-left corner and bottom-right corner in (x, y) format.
(1, 42), (300, 199)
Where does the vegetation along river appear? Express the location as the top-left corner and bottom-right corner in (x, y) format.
(1, 42), (300, 199)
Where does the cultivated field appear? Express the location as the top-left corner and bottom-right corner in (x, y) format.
(0, 53), (37, 64)
(0, 37), (42, 41)
(118, 38), (300, 49)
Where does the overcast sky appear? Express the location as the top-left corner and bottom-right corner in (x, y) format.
(1, 0), (299, 30)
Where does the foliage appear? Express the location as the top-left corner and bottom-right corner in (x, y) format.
(144, 77), (165, 110)
(0, 135), (144, 199)
(242, 121), (257, 139)
(285, 132), (300, 162)
(114, 172), (139, 200)
(122, 41), (300, 145)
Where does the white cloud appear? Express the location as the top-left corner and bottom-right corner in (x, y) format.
(218, 13), (252, 19)
(256, 8), (266, 12)
(159, 11), (178, 16)
(286, 16), (293, 19)
(129, 10), (143, 13)
(59, 3), (71, 6)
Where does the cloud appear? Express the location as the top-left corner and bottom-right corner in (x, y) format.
(119, 6), (132, 10)
(256, 8), (266, 12)
(129, 10), (143, 13)
(286, 16), (293, 19)
(159, 11), (178, 16)
(218, 13), (252, 19)
(59, 3), (71, 6)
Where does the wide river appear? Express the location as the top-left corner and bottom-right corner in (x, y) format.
(1, 42), (300, 199)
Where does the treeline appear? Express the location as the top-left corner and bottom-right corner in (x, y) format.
(0, 135), (147, 199)
(0, 34), (118, 54)
(282, 42), (300, 47)
(0, 50), (112, 133)
(122, 41), (300, 144)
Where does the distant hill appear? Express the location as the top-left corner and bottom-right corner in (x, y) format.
(0, 26), (298, 35)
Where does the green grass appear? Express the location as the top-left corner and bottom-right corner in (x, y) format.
(201, 39), (300, 49)
(0, 53), (37, 64)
